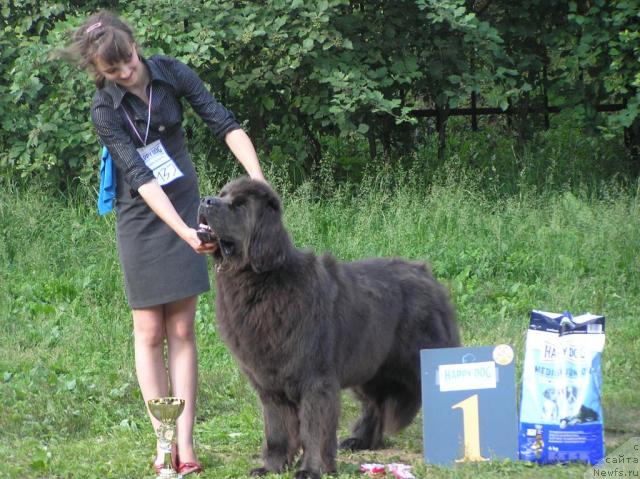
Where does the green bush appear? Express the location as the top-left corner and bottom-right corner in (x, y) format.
(1, 0), (639, 188)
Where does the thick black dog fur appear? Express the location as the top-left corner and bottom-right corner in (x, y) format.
(199, 177), (460, 479)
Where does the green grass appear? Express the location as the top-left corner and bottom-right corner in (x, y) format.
(1, 160), (639, 478)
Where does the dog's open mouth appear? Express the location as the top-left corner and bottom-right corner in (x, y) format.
(197, 216), (235, 257)
(197, 217), (217, 244)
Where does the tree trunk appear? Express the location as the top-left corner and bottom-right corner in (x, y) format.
(624, 115), (640, 175)
(436, 105), (448, 163)
(368, 131), (378, 162)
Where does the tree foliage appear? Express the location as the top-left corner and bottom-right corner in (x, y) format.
(1, 0), (639, 187)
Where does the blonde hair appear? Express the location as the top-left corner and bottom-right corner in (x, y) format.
(53, 10), (137, 88)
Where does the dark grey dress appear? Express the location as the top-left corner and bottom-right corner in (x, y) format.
(91, 55), (240, 308)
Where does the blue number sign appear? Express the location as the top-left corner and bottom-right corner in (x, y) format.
(421, 345), (518, 465)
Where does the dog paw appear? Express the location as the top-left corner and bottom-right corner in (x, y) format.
(294, 470), (321, 479)
(249, 467), (269, 476)
(339, 437), (366, 451)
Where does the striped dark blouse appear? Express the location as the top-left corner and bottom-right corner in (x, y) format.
(91, 54), (240, 191)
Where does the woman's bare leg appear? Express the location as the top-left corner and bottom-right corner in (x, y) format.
(165, 295), (199, 464)
(132, 305), (170, 464)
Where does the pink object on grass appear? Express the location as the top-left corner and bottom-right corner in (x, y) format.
(387, 463), (416, 479)
(360, 463), (386, 477)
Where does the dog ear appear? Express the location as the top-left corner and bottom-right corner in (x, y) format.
(247, 197), (290, 273)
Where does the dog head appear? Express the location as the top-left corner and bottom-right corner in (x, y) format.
(198, 177), (291, 273)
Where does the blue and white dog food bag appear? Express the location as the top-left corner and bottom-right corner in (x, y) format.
(518, 310), (605, 464)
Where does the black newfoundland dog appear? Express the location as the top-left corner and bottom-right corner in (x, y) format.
(198, 177), (460, 479)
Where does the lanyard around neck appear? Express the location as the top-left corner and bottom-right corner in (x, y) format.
(122, 84), (153, 146)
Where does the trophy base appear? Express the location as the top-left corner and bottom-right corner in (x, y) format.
(156, 467), (182, 479)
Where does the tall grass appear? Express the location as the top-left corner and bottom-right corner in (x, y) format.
(1, 132), (639, 477)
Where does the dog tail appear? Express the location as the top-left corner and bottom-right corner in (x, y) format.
(382, 387), (421, 435)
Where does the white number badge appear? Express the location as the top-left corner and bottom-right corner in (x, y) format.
(137, 140), (184, 186)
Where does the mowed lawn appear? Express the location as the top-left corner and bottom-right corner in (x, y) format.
(1, 174), (638, 478)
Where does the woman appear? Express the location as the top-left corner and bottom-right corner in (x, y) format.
(58, 10), (265, 475)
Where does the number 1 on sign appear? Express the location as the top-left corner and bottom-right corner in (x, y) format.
(452, 394), (489, 462)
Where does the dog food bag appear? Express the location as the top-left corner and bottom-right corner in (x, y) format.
(518, 310), (605, 465)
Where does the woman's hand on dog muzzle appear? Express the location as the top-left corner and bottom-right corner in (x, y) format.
(182, 227), (219, 255)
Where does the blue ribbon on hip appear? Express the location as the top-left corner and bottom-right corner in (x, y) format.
(98, 146), (116, 215)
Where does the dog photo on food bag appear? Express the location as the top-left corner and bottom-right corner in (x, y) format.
(198, 177), (460, 479)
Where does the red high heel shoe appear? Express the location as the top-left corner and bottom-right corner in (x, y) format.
(175, 445), (203, 475)
(177, 461), (203, 475)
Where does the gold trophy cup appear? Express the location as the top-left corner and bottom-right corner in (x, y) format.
(148, 397), (185, 479)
